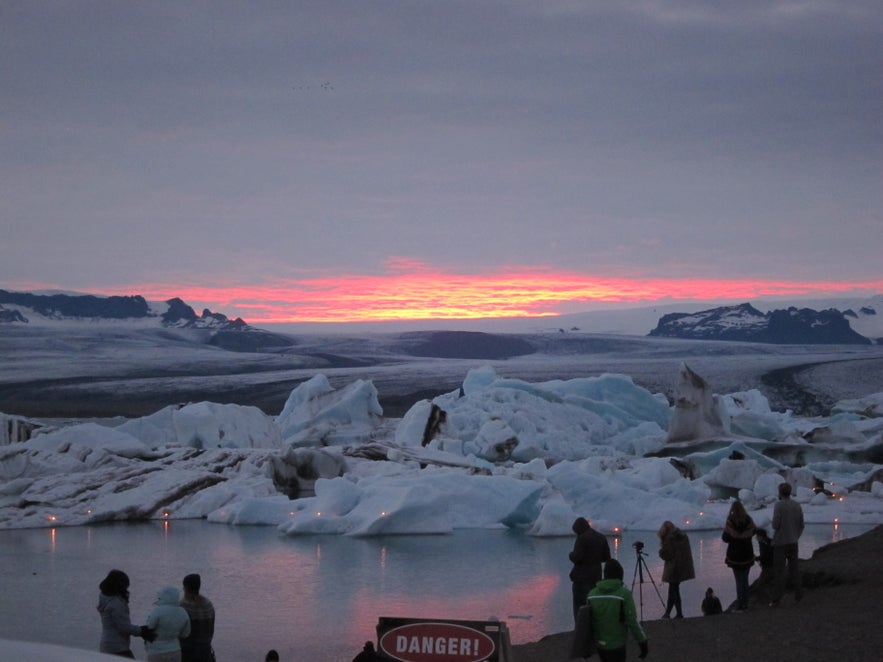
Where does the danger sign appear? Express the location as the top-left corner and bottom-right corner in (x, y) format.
(379, 621), (496, 662)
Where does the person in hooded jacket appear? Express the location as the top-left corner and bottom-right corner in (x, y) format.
(587, 559), (649, 662)
(568, 516), (611, 622)
(145, 585), (191, 662)
(97, 569), (156, 658)
(657, 520), (695, 618)
(723, 500), (756, 611)
(701, 587), (723, 615)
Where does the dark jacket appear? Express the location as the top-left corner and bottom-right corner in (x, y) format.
(659, 528), (695, 583)
(757, 536), (774, 569)
(723, 515), (756, 568)
(569, 525), (611, 584)
(701, 595), (723, 615)
(180, 594), (215, 662)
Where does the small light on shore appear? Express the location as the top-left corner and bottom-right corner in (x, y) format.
(316, 511), (322, 517)
(162, 512), (170, 518)
(48, 515), (57, 522)
(289, 511), (295, 516)
(380, 511), (387, 517)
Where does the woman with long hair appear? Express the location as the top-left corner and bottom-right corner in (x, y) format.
(723, 500), (756, 611)
(657, 520), (695, 618)
(97, 569), (154, 658)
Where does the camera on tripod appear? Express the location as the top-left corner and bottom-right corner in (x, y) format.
(629, 540), (664, 620)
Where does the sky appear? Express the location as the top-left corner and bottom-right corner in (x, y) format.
(2, 1), (881, 323)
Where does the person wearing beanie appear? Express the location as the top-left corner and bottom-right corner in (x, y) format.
(587, 559), (649, 662)
(180, 573), (215, 662)
(569, 517), (611, 622)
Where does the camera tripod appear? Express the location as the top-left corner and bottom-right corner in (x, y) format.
(630, 543), (666, 621)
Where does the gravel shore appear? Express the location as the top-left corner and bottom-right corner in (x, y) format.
(511, 524), (883, 662)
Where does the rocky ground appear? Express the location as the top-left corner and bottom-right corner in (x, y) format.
(511, 524), (883, 662)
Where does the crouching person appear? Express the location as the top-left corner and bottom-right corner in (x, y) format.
(588, 559), (649, 662)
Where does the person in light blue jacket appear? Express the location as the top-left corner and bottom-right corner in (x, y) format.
(145, 586), (191, 662)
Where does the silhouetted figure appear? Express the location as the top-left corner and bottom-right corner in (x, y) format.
(769, 482), (804, 606)
(701, 587), (723, 615)
(353, 640), (391, 661)
(755, 528), (775, 601)
(180, 573), (215, 662)
(569, 517), (611, 622)
(265, 650), (280, 662)
(723, 500), (756, 611)
(657, 520), (695, 618)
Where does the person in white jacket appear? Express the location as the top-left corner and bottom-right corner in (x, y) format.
(145, 586), (191, 662)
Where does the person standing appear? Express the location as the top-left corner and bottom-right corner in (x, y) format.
(587, 559), (649, 662)
(723, 500), (756, 611)
(657, 520), (695, 618)
(769, 481), (804, 606)
(97, 569), (156, 658)
(568, 517), (611, 622)
(180, 573), (215, 662)
(145, 586), (191, 662)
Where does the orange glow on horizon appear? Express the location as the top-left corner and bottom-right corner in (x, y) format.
(15, 266), (883, 324)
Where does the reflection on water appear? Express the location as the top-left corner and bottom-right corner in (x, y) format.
(0, 521), (873, 661)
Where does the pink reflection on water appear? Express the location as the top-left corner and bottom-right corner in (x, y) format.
(348, 573), (562, 644)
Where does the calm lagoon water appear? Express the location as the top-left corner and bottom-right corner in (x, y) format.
(0, 521), (870, 661)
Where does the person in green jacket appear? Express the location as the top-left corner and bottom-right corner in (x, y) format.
(587, 559), (649, 662)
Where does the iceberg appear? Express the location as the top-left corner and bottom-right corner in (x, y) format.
(1, 365), (881, 534)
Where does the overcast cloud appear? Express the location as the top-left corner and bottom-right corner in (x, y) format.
(1, 1), (881, 319)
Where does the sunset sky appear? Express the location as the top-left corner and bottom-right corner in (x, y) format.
(2, 2), (881, 324)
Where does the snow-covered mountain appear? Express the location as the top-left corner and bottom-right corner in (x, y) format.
(0, 289), (238, 328)
(648, 302), (876, 344)
(3, 289), (882, 343)
(0, 289), (294, 352)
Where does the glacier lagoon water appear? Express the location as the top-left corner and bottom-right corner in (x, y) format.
(0, 521), (871, 661)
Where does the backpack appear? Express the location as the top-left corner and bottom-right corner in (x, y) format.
(569, 604), (596, 659)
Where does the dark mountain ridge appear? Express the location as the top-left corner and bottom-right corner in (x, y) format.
(649, 302), (874, 344)
(0, 290), (293, 352)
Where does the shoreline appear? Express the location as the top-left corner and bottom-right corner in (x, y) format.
(511, 524), (883, 661)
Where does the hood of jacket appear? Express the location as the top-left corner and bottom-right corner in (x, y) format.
(154, 585), (181, 606)
(593, 578), (624, 594)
